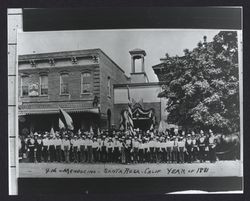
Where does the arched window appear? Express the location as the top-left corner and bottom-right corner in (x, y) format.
(107, 76), (111, 97)
(40, 74), (48, 95)
(81, 72), (92, 94)
(21, 75), (29, 96)
(60, 73), (69, 94)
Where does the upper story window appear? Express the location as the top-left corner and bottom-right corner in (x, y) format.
(107, 76), (111, 97)
(21, 75), (29, 97)
(40, 74), (48, 96)
(81, 72), (92, 94)
(60, 73), (69, 95)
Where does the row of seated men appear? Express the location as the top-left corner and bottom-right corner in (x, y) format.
(19, 129), (217, 164)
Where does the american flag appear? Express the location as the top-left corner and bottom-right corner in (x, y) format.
(126, 85), (134, 132)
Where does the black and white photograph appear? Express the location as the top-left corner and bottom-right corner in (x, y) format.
(7, 7), (243, 195)
(16, 29), (243, 178)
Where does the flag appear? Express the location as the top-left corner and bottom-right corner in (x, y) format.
(59, 107), (74, 130)
(59, 118), (65, 129)
(50, 127), (55, 138)
(126, 85), (134, 131)
(90, 126), (93, 134)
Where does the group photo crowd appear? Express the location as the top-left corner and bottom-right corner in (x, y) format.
(19, 128), (219, 164)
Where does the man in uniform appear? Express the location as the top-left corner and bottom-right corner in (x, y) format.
(100, 135), (107, 162)
(166, 136), (173, 163)
(208, 129), (217, 163)
(92, 137), (99, 162)
(178, 136), (186, 163)
(125, 136), (132, 164)
(172, 136), (179, 163)
(62, 134), (71, 163)
(143, 137), (150, 163)
(72, 135), (79, 163)
(138, 138), (144, 163)
(79, 135), (86, 163)
(48, 135), (56, 162)
(113, 136), (121, 163)
(148, 137), (156, 163)
(106, 137), (114, 163)
(55, 134), (62, 162)
(191, 131), (199, 162)
(132, 136), (139, 163)
(86, 135), (93, 163)
(198, 130), (208, 163)
(155, 137), (161, 163)
(35, 134), (43, 162)
(27, 135), (35, 162)
(42, 133), (49, 162)
(185, 134), (193, 163)
(120, 136), (126, 164)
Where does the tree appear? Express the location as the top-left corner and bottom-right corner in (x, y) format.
(159, 31), (239, 133)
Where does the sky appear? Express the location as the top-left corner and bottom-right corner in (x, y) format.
(18, 29), (220, 82)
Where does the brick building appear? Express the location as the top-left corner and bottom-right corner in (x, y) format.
(18, 49), (128, 133)
(18, 48), (167, 134)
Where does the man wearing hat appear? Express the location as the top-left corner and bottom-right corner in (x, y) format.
(62, 134), (71, 163)
(100, 135), (107, 162)
(208, 129), (216, 163)
(148, 137), (156, 163)
(85, 135), (93, 163)
(79, 135), (86, 163)
(96, 136), (102, 162)
(71, 135), (79, 163)
(138, 138), (144, 163)
(178, 136), (186, 163)
(143, 137), (150, 163)
(106, 137), (114, 163)
(125, 136), (132, 164)
(48, 134), (56, 162)
(198, 130), (208, 163)
(42, 133), (49, 162)
(113, 136), (121, 163)
(132, 136), (139, 163)
(191, 131), (199, 162)
(185, 134), (193, 163)
(92, 137), (99, 162)
(34, 133), (43, 163)
(55, 133), (62, 162)
(155, 137), (161, 163)
(120, 136), (126, 164)
(172, 136), (179, 163)
(165, 136), (173, 163)
(27, 134), (35, 162)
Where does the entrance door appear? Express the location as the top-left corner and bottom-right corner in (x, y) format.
(133, 119), (152, 131)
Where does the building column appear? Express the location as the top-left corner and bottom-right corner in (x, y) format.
(131, 56), (135, 73)
(142, 56), (145, 72)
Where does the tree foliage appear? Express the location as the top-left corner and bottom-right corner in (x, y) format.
(160, 31), (239, 133)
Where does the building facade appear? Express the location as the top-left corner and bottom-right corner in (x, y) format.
(18, 48), (168, 134)
(18, 49), (128, 134)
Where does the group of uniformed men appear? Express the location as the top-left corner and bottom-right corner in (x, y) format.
(19, 128), (217, 164)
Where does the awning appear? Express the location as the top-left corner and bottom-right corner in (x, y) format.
(19, 108), (99, 115)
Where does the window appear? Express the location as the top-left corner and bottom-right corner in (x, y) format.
(81, 72), (92, 94)
(107, 77), (111, 97)
(21, 76), (29, 96)
(40, 75), (48, 95)
(60, 73), (69, 94)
